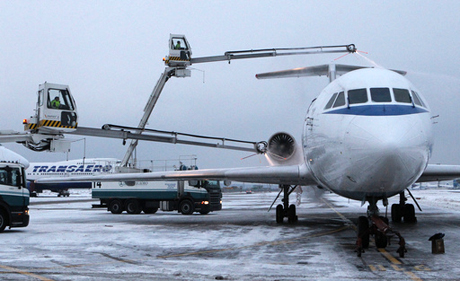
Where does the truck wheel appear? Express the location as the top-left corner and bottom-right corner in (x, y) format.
(143, 207), (158, 214)
(109, 200), (123, 214)
(0, 210), (7, 232)
(125, 199), (142, 214)
(179, 200), (194, 215)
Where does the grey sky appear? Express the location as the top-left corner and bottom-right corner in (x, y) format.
(1, 1), (460, 169)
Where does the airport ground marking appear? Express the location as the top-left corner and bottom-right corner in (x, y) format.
(0, 264), (54, 281)
(378, 248), (402, 265)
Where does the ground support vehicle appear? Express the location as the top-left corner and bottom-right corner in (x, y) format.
(92, 180), (222, 215)
(0, 162), (30, 232)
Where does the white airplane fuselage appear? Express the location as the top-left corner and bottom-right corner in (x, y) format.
(303, 68), (433, 201)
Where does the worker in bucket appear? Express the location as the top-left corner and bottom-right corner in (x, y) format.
(51, 96), (60, 109)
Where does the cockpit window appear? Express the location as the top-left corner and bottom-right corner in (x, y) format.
(324, 92), (338, 109)
(333, 91), (345, 108)
(393, 88), (412, 103)
(348, 88), (368, 104)
(370, 88), (391, 102)
(411, 90), (425, 107)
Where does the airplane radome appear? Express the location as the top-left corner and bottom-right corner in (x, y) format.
(36, 64), (460, 257)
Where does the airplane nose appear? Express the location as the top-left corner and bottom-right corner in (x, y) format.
(344, 116), (429, 195)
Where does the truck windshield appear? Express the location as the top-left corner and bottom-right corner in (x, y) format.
(206, 180), (220, 188)
(0, 166), (22, 187)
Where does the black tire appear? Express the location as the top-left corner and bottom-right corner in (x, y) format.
(404, 204), (417, 223)
(357, 216), (369, 249)
(0, 210), (7, 233)
(109, 200), (123, 214)
(276, 204), (284, 224)
(288, 204), (298, 223)
(375, 232), (388, 248)
(125, 199), (142, 214)
(179, 200), (194, 215)
(391, 204), (402, 223)
(143, 207), (158, 214)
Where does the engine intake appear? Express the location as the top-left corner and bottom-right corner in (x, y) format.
(266, 132), (302, 165)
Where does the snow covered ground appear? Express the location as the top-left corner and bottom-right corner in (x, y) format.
(1, 188), (460, 280)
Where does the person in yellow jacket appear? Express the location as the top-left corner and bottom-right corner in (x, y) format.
(51, 97), (60, 109)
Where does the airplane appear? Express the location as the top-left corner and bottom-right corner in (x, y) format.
(36, 63), (460, 257)
(26, 158), (119, 197)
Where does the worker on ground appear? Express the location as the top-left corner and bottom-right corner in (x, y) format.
(51, 96), (60, 109)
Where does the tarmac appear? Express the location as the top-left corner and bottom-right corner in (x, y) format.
(1, 188), (459, 280)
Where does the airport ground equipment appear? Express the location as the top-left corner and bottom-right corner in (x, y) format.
(3, 82), (78, 153)
(92, 178), (222, 215)
(1, 35), (356, 159)
(118, 34), (357, 167)
(0, 161), (30, 232)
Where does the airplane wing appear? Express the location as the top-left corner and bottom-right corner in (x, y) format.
(35, 164), (318, 186)
(417, 164), (460, 182)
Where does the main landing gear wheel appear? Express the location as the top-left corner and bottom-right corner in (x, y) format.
(391, 191), (417, 223)
(276, 204), (284, 224)
(273, 185), (299, 224)
(288, 204), (298, 223)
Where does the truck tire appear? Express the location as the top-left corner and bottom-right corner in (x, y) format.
(143, 207), (158, 214)
(179, 200), (194, 215)
(125, 199), (142, 214)
(0, 210), (7, 232)
(109, 200), (123, 214)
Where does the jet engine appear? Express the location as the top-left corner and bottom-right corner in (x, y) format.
(266, 132), (303, 165)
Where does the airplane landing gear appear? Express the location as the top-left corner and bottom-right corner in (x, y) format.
(391, 191), (417, 223)
(273, 185), (298, 224)
(356, 199), (407, 258)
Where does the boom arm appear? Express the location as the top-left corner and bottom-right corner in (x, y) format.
(189, 45), (357, 64)
(121, 68), (175, 166)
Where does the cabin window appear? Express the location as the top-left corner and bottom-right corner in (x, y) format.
(324, 92), (338, 109)
(393, 88), (412, 103)
(348, 88), (368, 104)
(171, 37), (188, 50)
(370, 88), (391, 102)
(333, 91), (345, 108)
(411, 90), (425, 107)
(47, 89), (75, 110)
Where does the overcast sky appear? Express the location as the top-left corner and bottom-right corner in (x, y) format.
(1, 1), (460, 169)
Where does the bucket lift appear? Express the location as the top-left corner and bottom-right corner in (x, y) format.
(24, 82), (78, 133)
(21, 82), (78, 152)
(118, 34), (356, 167)
(0, 35), (355, 156)
(165, 34), (192, 69)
